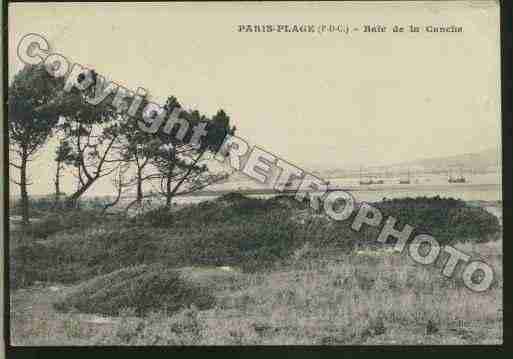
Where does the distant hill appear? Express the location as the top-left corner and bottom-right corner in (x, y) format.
(196, 148), (501, 184)
(391, 148), (501, 173)
(312, 148), (501, 178)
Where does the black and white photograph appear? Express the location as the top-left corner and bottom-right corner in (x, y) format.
(3, 0), (506, 349)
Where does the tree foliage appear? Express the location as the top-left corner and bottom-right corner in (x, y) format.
(8, 65), (65, 223)
(9, 65), (236, 212)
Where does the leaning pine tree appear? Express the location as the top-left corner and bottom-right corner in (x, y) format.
(36, 70), (126, 208)
(22, 67), (236, 211)
(144, 97), (236, 210)
(8, 65), (64, 225)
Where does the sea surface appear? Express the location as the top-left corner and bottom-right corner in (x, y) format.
(172, 172), (502, 204)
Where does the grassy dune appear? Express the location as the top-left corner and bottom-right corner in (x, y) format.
(9, 195), (502, 345)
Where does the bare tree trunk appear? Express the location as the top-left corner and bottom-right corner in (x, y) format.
(102, 185), (123, 214)
(66, 179), (95, 209)
(169, 150), (205, 198)
(164, 151), (176, 211)
(54, 160), (62, 208)
(65, 132), (118, 209)
(136, 168), (143, 203)
(19, 153), (29, 226)
(165, 176), (172, 210)
(55, 166), (60, 199)
(124, 168), (144, 213)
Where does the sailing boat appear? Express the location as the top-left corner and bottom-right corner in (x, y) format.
(282, 179), (296, 193)
(399, 168), (411, 184)
(359, 166), (373, 185)
(448, 168), (466, 183)
(373, 176), (385, 185)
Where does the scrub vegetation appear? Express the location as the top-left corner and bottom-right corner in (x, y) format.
(9, 194), (502, 345)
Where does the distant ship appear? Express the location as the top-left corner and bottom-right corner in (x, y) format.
(399, 168), (411, 184)
(448, 176), (466, 183)
(359, 179), (372, 185)
(326, 180), (342, 192)
(359, 167), (384, 185)
(278, 180), (297, 193)
(448, 168), (467, 183)
(359, 166), (372, 185)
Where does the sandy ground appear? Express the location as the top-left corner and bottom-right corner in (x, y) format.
(10, 284), (117, 345)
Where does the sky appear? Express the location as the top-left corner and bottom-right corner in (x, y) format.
(8, 1), (501, 196)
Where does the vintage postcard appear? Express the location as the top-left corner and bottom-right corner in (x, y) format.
(4, 0), (503, 348)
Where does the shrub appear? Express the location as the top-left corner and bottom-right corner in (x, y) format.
(373, 196), (501, 245)
(10, 196), (59, 217)
(11, 195), (500, 290)
(134, 193), (287, 228)
(54, 264), (215, 316)
(266, 194), (308, 210)
(25, 210), (109, 239)
(11, 209), (306, 289)
(314, 196), (502, 249)
(180, 210), (306, 271)
(9, 243), (70, 289)
(9, 195), (109, 217)
(9, 226), (166, 288)
(216, 192), (248, 203)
